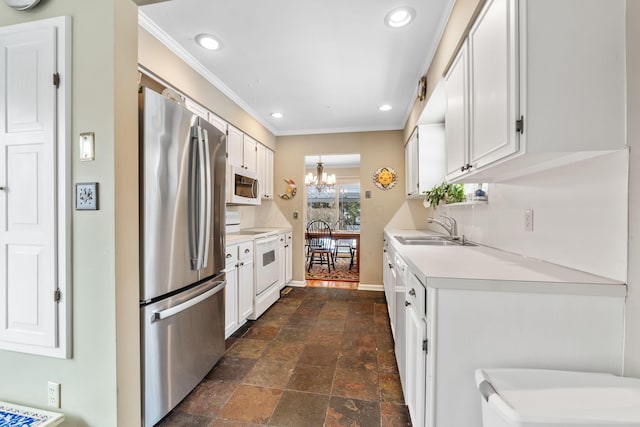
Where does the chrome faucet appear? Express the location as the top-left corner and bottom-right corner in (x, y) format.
(427, 215), (458, 239)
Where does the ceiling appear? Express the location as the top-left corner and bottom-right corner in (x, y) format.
(139, 0), (454, 136)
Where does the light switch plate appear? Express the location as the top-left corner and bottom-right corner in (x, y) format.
(524, 209), (534, 232)
(76, 183), (99, 210)
(79, 132), (95, 161)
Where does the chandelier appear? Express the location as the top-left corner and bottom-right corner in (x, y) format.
(305, 157), (336, 191)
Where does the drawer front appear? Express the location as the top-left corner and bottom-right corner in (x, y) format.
(239, 241), (253, 260)
(225, 244), (238, 267)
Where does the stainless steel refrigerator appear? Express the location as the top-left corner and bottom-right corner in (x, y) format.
(139, 87), (226, 427)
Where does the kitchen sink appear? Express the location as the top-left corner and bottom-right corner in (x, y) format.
(394, 235), (477, 246)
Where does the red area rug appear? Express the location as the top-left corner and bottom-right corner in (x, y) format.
(305, 256), (359, 282)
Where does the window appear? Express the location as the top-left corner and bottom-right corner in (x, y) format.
(307, 182), (360, 230)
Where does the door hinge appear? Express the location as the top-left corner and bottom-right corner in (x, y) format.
(422, 339), (428, 353)
(53, 73), (60, 89)
(516, 116), (524, 134)
(54, 289), (61, 302)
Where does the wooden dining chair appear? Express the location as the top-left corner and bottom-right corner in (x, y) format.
(333, 220), (356, 269)
(306, 219), (335, 272)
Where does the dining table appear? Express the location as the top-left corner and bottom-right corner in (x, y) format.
(305, 229), (360, 272)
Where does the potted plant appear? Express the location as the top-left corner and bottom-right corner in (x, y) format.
(423, 182), (466, 208)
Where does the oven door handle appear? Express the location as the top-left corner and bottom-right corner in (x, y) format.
(153, 281), (225, 321)
(256, 236), (278, 245)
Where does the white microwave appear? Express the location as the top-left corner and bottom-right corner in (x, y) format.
(227, 165), (261, 205)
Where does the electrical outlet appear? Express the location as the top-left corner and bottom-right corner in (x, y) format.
(47, 382), (60, 408)
(524, 209), (534, 232)
(75, 182), (99, 210)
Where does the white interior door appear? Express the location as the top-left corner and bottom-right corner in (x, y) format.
(0, 18), (68, 356)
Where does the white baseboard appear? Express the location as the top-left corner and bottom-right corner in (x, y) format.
(286, 280), (306, 288)
(358, 283), (383, 292)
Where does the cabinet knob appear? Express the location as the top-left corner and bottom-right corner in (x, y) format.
(461, 166), (466, 172)
(239, 262), (244, 266)
(466, 163), (473, 170)
(226, 253), (232, 258)
(244, 249), (250, 253)
(404, 301), (411, 307)
(409, 288), (416, 297)
(388, 263), (393, 268)
(0, 186), (5, 191)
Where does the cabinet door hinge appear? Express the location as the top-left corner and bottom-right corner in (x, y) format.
(516, 116), (524, 134)
(54, 288), (61, 302)
(53, 73), (60, 89)
(422, 339), (428, 353)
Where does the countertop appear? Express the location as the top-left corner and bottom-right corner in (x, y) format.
(226, 227), (292, 244)
(385, 229), (626, 297)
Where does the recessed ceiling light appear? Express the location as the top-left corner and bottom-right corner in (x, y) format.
(271, 112), (284, 119)
(385, 7), (416, 28)
(195, 33), (222, 50)
(379, 104), (393, 111)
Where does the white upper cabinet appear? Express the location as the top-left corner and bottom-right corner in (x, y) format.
(227, 125), (258, 173)
(184, 98), (209, 121)
(445, 0), (625, 183)
(0, 17), (70, 358)
(444, 42), (469, 181)
(256, 144), (274, 200)
(242, 134), (257, 173)
(405, 129), (419, 197)
(468, 0), (518, 170)
(207, 112), (227, 134)
(406, 124), (446, 198)
(227, 125), (244, 168)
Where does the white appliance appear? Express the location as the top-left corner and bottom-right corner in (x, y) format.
(476, 368), (640, 427)
(228, 165), (260, 205)
(251, 234), (281, 318)
(224, 211), (280, 320)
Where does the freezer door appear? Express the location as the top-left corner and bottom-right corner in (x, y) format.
(140, 88), (200, 300)
(141, 276), (225, 427)
(197, 117), (226, 280)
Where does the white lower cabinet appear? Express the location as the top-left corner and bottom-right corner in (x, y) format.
(277, 231), (293, 289)
(382, 239), (396, 337)
(238, 242), (254, 321)
(405, 273), (427, 427)
(423, 284), (624, 427)
(224, 246), (239, 338)
(224, 241), (254, 338)
(285, 232), (293, 284)
(385, 235), (625, 427)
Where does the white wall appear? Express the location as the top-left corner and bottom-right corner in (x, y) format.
(0, 1), (140, 426)
(624, 0), (640, 377)
(430, 150), (628, 282)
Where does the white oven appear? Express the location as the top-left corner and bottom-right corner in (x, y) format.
(254, 234), (279, 295)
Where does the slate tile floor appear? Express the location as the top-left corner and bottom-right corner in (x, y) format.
(157, 287), (412, 427)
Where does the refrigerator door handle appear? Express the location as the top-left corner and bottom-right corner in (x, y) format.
(201, 127), (212, 269)
(153, 280), (225, 321)
(188, 126), (199, 270)
(196, 125), (207, 270)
